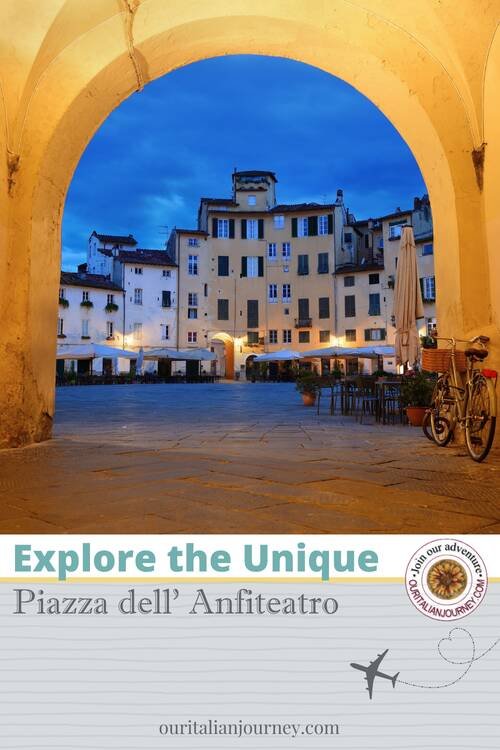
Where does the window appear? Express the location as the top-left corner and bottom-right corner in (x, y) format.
(57, 318), (64, 336)
(217, 298), (229, 321)
(80, 319), (88, 337)
(188, 308), (198, 319)
(107, 293), (114, 304)
(297, 217), (309, 237)
(82, 290), (89, 302)
(426, 317), (437, 335)
(217, 219), (229, 238)
(241, 256), (263, 278)
(298, 298), (310, 323)
(318, 297), (330, 319)
(162, 269), (171, 278)
(133, 322), (142, 341)
(297, 254), (309, 275)
(298, 331), (310, 343)
(345, 295), (356, 317)
(134, 288), (143, 305)
(344, 276), (355, 287)
(188, 292), (198, 306)
(162, 290), (171, 308)
(134, 267), (143, 275)
(368, 293), (381, 316)
(421, 276), (436, 301)
(247, 300), (259, 328)
(344, 231), (353, 244)
(188, 237), (199, 247)
(369, 273), (380, 285)
(247, 331), (259, 345)
(248, 195), (256, 206)
(282, 283), (291, 302)
(268, 284), (278, 303)
(282, 242), (291, 258)
(318, 215), (329, 235)
(161, 324), (169, 340)
(284, 308), (290, 316)
(248, 219), (259, 239)
(319, 330), (330, 343)
(188, 254), (198, 275)
(422, 242), (434, 256)
(59, 288), (65, 300)
(269, 330), (278, 344)
(274, 215), (284, 229)
(389, 221), (407, 239)
(106, 321), (113, 338)
(365, 328), (386, 341)
(204, 283), (208, 297)
(317, 252), (329, 274)
(267, 242), (277, 259)
(187, 331), (197, 343)
(217, 255), (229, 276)
(345, 329), (356, 342)
(283, 329), (292, 344)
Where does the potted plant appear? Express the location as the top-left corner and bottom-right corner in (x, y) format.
(80, 299), (93, 309)
(400, 369), (435, 426)
(105, 302), (119, 312)
(295, 372), (320, 406)
(59, 297), (69, 308)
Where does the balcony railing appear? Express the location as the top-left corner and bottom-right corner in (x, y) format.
(295, 317), (312, 328)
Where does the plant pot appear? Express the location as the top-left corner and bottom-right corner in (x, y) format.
(406, 406), (427, 426)
(301, 392), (316, 407)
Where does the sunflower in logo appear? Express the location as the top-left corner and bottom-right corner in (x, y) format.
(427, 559), (468, 600)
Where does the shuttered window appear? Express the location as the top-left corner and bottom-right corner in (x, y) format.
(162, 290), (171, 308)
(241, 219), (264, 240)
(297, 255), (309, 275)
(298, 298), (310, 320)
(217, 298), (229, 321)
(345, 295), (356, 317)
(317, 253), (329, 274)
(241, 256), (264, 277)
(218, 256), (229, 276)
(212, 218), (234, 239)
(368, 293), (381, 316)
(318, 297), (330, 319)
(247, 299), (259, 328)
(365, 328), (386, 341)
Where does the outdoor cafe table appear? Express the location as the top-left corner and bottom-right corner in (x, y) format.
(374, 380), (403, 424)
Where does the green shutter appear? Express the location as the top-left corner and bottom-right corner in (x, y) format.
(419, 277), (425, 299)
(212, 218), (218, 237)
(258, 219), (264, 239)
(364, 329), (371, 341)
(327, 213), (333, 234)
(229, 219), (235, 239)
(241, 219), (247, 239)
(258, 256), (264, 277)
(380, 328), (387, 340)
(308, 216), (318, 236)
(291, 217), (298, 237)
(241, 257), (247, 277)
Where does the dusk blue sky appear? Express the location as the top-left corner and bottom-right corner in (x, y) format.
(62, 55), (426, 269)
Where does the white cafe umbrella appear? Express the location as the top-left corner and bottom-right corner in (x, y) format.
(142, 348), (216, 361)
(393, 226), (424, 367)
(253, 349), (302, 362)
(302, 345), (396, 359)
(56, 343), (137, 360)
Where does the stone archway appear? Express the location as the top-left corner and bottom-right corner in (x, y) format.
(1, 1), (499, 447)
(209, 332), (235, 380)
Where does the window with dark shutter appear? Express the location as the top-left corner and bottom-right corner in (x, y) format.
(218, 256), (229, 276)
(298, 331), (310, 343)
(217, 298), (229, 320)
(297, 254), (309, 275)
(344, 275), (355, 287)
(212, 218), (218, 238)
(162, 291), (171, 308)
(308, 216), (318, 236)
(318, 297), (330, 319)
(345, 295), (356, 317)
(364, 329), (372, 341)
(229, 219), (235, 239)
(258, 256), (264, 277)
(241, 257), (248, 277)
(369, 273), (379, 285)
(291, 217), (298, 237)
(345, 329), (356, 342)
(298, 298), (310, 320)
(247, 331), (259, 345)
(258, 219), (264, 239)
(241, 219), (247, 239)
(317, 252), (329, 274)
(368, 293), (381, 316)
(327, 213), (333, 234)
(247, 299), (259, 328)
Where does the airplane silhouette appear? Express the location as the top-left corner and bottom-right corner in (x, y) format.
(350, 649), (399, 700)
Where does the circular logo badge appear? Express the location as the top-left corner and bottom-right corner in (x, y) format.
(405, 539), (487, 620)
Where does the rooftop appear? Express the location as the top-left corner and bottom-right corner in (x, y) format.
(60, 271), (123, 291)
(91, 231), (138, 245)
(233, 170), (277, 182)
(117, 249), (177, 267)
(271, 202), (335, 213)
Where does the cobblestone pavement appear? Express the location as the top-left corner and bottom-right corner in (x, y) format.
(0, 382), (499, 533)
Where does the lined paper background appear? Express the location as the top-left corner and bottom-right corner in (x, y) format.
(0, 583), (498, 748)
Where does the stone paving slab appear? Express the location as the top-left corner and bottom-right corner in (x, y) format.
(0, 382), (498, 533)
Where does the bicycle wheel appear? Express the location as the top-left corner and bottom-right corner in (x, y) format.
(465, 374), (496, 462)
(430, 375), (454, 446)
(422, 410), (434, 441)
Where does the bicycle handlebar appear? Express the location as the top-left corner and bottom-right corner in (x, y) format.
(431, 334), (489, 347)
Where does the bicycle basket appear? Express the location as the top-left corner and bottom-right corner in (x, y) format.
(422, 347), (467, 373)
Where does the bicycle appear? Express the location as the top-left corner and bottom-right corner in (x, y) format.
(423, 335), (497, 462)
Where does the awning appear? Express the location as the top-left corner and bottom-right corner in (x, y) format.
(142, 348), (216, 361)
(253, 349), (302, 362)
(301, 345), (396, 359)
(56, 343), (137, 360)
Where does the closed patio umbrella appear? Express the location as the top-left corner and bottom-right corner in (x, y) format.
(393, 226), (424, 367)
